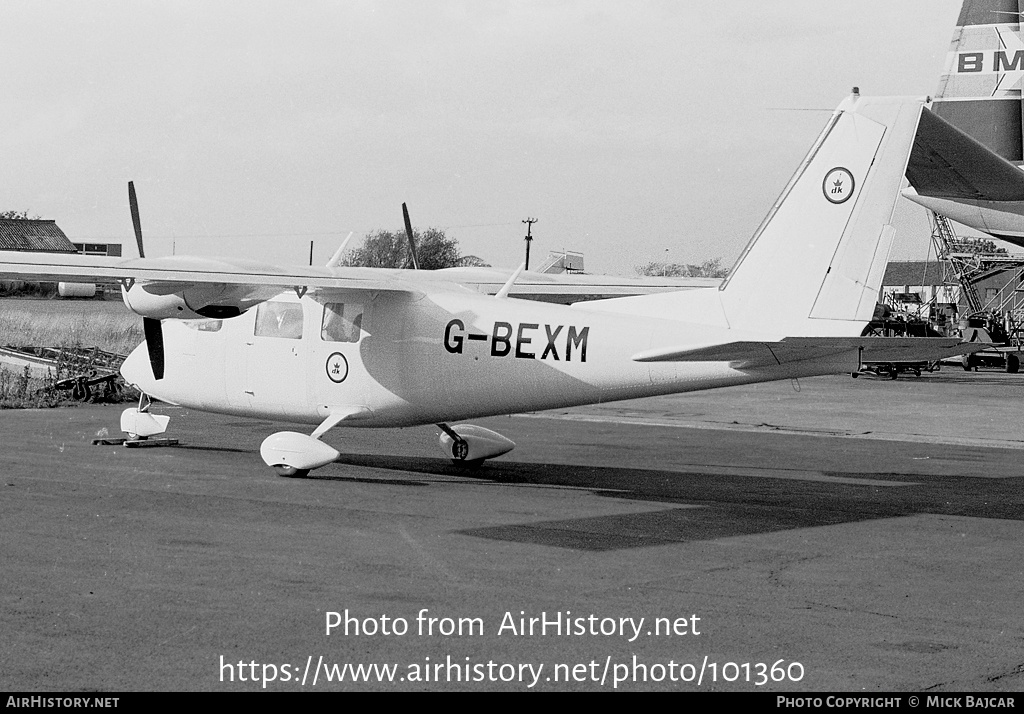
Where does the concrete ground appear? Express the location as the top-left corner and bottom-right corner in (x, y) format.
(1, 369), (1022, 692)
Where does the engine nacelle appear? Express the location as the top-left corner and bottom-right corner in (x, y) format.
(122, 283), (204, 319)
(260, 431), (340, 471)
(122, 282), (281, 320)
(438, 424), (515, 463)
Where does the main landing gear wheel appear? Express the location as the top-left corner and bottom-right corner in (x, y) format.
(448, 434), (484, 468)
(1007, 354), (1020, 373)
(436, 423), (516, 465)
(273, 464), (310, 478)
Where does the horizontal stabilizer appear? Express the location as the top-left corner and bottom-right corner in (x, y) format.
(902, 107), (1024, 247)
(906, 107), (1024, 202)
(632, 337), (982, 369)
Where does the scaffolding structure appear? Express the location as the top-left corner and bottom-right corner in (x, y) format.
(927, 212), (1024, 344)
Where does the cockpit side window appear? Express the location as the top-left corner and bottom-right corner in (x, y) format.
(321, 303), (363, 343)
(183, 319), (222, 332)
(254, 301), (304, 339)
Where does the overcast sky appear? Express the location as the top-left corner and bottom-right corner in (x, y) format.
(1, 1), (965, 275)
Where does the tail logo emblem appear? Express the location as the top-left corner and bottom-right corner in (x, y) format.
(822, 167), (855, 204)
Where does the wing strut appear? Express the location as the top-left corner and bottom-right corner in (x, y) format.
(495, 263), (526, 299)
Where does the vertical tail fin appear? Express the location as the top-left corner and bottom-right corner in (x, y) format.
(932, 0), (1024, 165)
(901, 1), (1024, 246)
(719, 93), (924, 335)
(591, 92), (925, 338)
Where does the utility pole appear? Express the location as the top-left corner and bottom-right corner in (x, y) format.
(522, 217), (538, 270)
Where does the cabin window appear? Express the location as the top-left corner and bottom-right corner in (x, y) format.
(254, 301), (304, 339)
(321, 303), (363, 343)
(183, 319), (223, 332)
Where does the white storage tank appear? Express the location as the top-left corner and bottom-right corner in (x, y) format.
(58, 282), (97, 298)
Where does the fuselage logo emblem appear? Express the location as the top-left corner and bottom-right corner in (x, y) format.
(823, 167), (854, 204)
(326, 352), (349, 383)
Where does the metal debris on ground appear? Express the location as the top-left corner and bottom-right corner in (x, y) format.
(2, 344), (131, 402)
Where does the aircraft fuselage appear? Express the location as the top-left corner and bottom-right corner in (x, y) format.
(120, 288), (857, 428)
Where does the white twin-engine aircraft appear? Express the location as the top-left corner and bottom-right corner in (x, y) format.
(1, 93), (977, 477)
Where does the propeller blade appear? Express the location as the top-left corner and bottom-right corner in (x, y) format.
(143, 317), (165, 380)
(128, 181), (145, 259)
(401, 202), (419, 270)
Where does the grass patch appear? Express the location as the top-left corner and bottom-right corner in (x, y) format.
(0, 299), (142, 408)
(0, 298), (142, 355)
(0, 363), (139, 409)
(2, 365), (73, 408)
(0, 365), (48, 406)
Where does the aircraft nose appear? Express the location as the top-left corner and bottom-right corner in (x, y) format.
(120, 342), (156, 393)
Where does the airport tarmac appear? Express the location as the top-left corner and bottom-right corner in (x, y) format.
(2, 369), (1022, 692)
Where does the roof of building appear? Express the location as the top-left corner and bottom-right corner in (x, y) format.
(882, 260), (944, 286)
(0, 218), (76, 253)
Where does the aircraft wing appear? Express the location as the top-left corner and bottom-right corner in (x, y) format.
(432, 266), (718, 301)
(632, 337), (982, 369)
(0, 252), (718, 303)
(0, 252), (419, 293)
